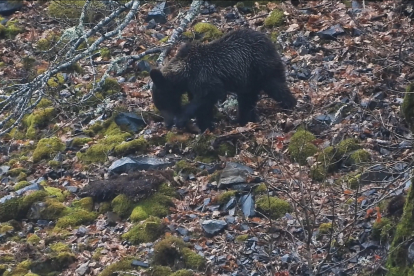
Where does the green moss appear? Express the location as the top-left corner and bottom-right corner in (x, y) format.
(47, 73), (65, 88)
(14, 181), (30, 191)
(48, 0), (106, 23)
(102, 77), (121, 96)
(317, 146), (339, 172)
(345, 149), (371, 166)
(256, 196), (291, 220)
(49, 242), (70, 252)
(402, 83), (414, 132)
(181, 247), (205, 270)
(264, 9), (285, 27)
(182, 31), (194, 39)
(337, 138), (361, 156)
(0, 223), (14, 234)
(23, 107), (56, 139)
(0, 198), (21, 222)
(175, 160), (199, 174)
(72, 197), (94, 211)
(122, 216), (165, 244)
(4, 20), (24, 38)
(100, 47), (111, 60)
(36, 33), (60, 51)
(151, 266), (173, 276)
(7, 168), (28, 177)
(130, 206), (148, 222)
(37, 98), (53, 108)
(214, 190), (236, 205)
(20, 190), (48, 213)
(159, 36), (169, 43)
(253, 183), (268, 194)
(5, 260), (31, 276)
(48, 160), (61, 168)
(97, 257), (135, 276)
(36, 198), (67, 220)
(165, 132), (190, 144)
(372, 218), (394, 242)
(0, 254), (14, 263)
(111, 194), (134, 218)
(114, 137), (149, 156)
(27, 233), (41, 244)
(235, 234), (249, 243)
(44, 186), (66, 202)
(310, 165), (327, 182)
(55, 209), (97, 228)
(288, 129), (318, 165)
(217, 142), (236, 157)
(77, 132), (132, 163)
(318, 222), (333, 234)
(98, 202), (111, 214)
(130, 193), (174, 222)
(193, 22), (223, 41)
(153, 236), (205, 270)
(71, 137), (92, 147)
(0, 24), (6, 36)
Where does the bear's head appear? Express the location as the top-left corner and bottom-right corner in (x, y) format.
(150, 69), (183, 129)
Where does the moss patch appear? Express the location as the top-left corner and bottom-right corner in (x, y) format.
(32, 137), (65, 163)
(256, 195), (291, 220)
(288, 129), (318, 165)
(23, 107), (56, 139)
(122, 216), (165, 244)
(193, 22), (223, 41)
(264, 9), (285, 27)
(153, 236), (206, 270)
(55, 209), (97, 229)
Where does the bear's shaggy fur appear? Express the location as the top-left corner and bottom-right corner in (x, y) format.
(150, 28), (297, 132)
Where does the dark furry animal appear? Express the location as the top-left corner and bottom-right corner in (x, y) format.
(150, 28), (297, 132)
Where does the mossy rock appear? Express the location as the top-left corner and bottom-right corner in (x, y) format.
(0, 191), (48, 222)
(33, 137), (65, 163)
(288, 129), (318, 165)
(55, 209), (97, 228)
(344, 149), (371, 166)
(318, 222), (333, 235)
(111, 194), (134, 218)
(97, 257), (135, 276)
(36, 32), (62, 51)
(310, 165), (327, 182)
(122, 216), (165, 244)
(214, 190), (237, 205)
(72, 197), (94, 211)
(2, 19), (24, 39)
(193, 22), (223, 41)
(130, 193), (175, 222)
(113, 137), (149, 156)
(336, 138), (361, 156)
(175, 160), (199, 175)
(153, 236), (206, 270)
(23, 107), (57, 139)
(401, 83), (414, 132)
(256, 195), (291, 220)
(264, 9), (285, 27)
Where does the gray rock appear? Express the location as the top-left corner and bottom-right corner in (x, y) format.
(0, 165), (10, 176)
(201, 219), (227, 237)
(0, 1), (23, 16)
(75, 262), (89, 276)
(114, 112), (146, 133)
(239, 194), (255, 217)
(108, 156), (174, 174)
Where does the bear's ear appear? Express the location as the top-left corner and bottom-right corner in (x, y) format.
(150, 69), (165, 86)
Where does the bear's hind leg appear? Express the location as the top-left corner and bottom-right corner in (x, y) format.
(237, 92), (259, 126)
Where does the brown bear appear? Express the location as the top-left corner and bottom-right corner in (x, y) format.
(150, 28), (297, 132)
